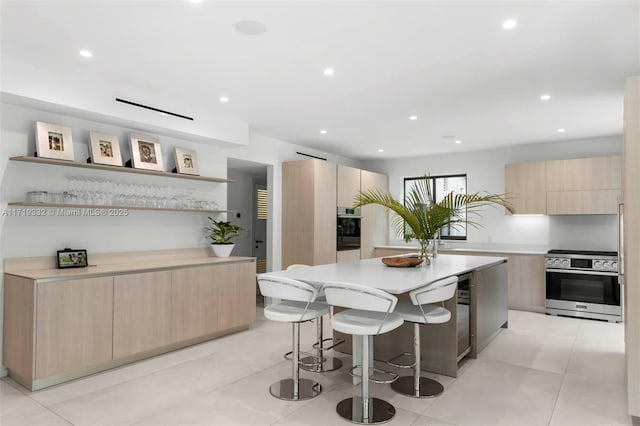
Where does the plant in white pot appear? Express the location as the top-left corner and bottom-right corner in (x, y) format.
(206, 217), (242, 257)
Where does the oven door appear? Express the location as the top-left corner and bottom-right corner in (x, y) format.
(546, 269), (621, 315)
(337, 217), (361, 251)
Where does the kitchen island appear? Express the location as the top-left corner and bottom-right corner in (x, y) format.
(263, 253), (508, 377)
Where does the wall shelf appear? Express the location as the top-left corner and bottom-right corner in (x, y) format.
(9, 156), (235, 183)
(8, 202), (231, 214)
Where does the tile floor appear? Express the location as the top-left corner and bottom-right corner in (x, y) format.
(0, 309), (631, 426)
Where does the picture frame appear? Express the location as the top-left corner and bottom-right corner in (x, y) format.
(36, 121), (75, 161)
(174, 147), (200, 176)
(89, 132), (123, 166)
(130, 134), (164, 171)
(56, 249), (88, 269)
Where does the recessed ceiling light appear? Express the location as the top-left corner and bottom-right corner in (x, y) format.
(502, 19), (517, 30)
(540, 94), (551, 101)
(557, 128), (566, 133)
(79, 50), (93, 58)
(409, 115), (418, 121)
(455, 140), (462, 144)
(378, 149), (384, 153)
(219, 96), (229, 103)
(320, 129), (327, 135)
(159, 112), (168, 116)
(234, 20), (267, 36)
(323, 68), (335, 76)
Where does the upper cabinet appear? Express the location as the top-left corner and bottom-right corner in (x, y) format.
(337, 165), (361, 207)
(505, 156), (621, 215)
(505, 161), (546, 214)
(546, 156), (621, 215)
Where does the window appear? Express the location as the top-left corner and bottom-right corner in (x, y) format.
(403, 174), (468, 240)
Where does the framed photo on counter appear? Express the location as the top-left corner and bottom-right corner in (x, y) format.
(36, 121), (75, 161)
(56, 249), (88, 269)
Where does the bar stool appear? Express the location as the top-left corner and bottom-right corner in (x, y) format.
(323, 281), (404, 424)
(257, 275), (328, 401)
(388, 275), (458, 398)
(286, 264), (343, 373)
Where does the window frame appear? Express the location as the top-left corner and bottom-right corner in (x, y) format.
(403, 173), (468, 241)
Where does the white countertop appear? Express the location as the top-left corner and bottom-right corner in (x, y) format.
(261, 254), (507, 294)
(377, 242), (550, 255)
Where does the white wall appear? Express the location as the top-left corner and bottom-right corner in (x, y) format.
(362, 135), (622, 250)
(226, 169), (267, 258)
(0, 100), (362, 374)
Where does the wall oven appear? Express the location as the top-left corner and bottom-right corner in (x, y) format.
(337, 207), (361, 251)
(545, 250), (621, 322)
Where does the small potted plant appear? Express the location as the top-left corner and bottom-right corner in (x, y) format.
(206, 217), (242, 257)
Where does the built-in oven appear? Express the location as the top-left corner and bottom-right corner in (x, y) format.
(545, 250), (621, 322)
(337, 207), (361, 251)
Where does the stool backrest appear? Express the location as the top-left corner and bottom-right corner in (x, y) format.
(258, 275), (318, 303)
(323, 281), (397, 313)
(409, 275), (458, 306)
(286, 264), (310, 270)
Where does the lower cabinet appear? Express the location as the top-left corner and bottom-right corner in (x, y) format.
(113, 271), (172, 358)
(337, 249), (361, 263)
(35, 277), (114, 380)
(3, 259), (256, 391)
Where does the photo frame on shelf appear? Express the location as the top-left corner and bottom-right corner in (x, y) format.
(130, 133), (164, 171)
(174, 147), (200, 176)
(89, 132), (123, 166)
(56, 248), (88, 269)
(36, 121), (75, 161)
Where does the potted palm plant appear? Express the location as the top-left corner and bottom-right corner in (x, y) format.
(206, 217), (242, 257)
(355, 176), (513, 264)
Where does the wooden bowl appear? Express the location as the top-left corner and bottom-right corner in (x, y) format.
(381, 255), (424, 267)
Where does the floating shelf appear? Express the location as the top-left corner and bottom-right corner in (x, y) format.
(8, 202), (231, 214)
(9, 156), (235, 183)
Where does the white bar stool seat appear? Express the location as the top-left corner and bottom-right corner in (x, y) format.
(388, 275), (458, 399)
(286, 264), (344, 373)
(324, 281), (404, 424)
(258, 275), (325, 401)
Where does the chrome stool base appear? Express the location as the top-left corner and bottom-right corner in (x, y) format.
(300, 355), (343, 372)
(336, 397), (396, 424)
(390, 376), (444, 398)
(269, 378), (322, 401)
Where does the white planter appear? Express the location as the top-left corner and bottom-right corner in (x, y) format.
(210, 243), (235, 257)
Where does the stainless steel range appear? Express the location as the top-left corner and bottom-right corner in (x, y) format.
(545, 249), (621, 322)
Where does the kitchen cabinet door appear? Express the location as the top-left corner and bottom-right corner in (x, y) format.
(35, 277), (113, 379)
(337, 249), (361, 263)
(337, 165), (361, 207)
(505, 161), (546, 214)
(547, 189), (620, 215)
(546, 156), (621, 192)
(507, 255), (545, 312)
(171, 265), (219, 342)
(216, 261), (256, 330)
(113, 271), (172, 358)
(361, 170), (389, 259)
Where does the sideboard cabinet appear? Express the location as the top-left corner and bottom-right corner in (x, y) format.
(3, 253), (256, 391)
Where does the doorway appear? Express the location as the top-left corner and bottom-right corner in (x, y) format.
(227, 158), (269, 274)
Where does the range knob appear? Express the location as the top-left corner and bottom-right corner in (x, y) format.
(594, 261), (602, 269)
(604, 261), (612, 269)
(613, 262), (618, 270)
(562, 259), (570, 268)
(546, 258), (554, 266)
(554, 259), (561, 266)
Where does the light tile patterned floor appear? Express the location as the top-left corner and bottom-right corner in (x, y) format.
(0, 310), (631, 426)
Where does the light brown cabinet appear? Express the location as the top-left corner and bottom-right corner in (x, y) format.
(3, 258), (256, 391)
(282, 159), (337, 268)
(623, 76), (640, 418)
(337, 165), (361, 207)
(35, 277), (113, 380)
(546, 156), (621, 215)
(360, 170), (389, 259)
(336, 249), (361, 263)
(505, 161), (546, 214)
(113, 271), (172, 358)
(505, 156), (621, 215)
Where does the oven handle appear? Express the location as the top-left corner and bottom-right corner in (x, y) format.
(546, 268), (618, 277)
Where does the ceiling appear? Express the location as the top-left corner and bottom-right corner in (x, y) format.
(1, 1), (639, 160)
